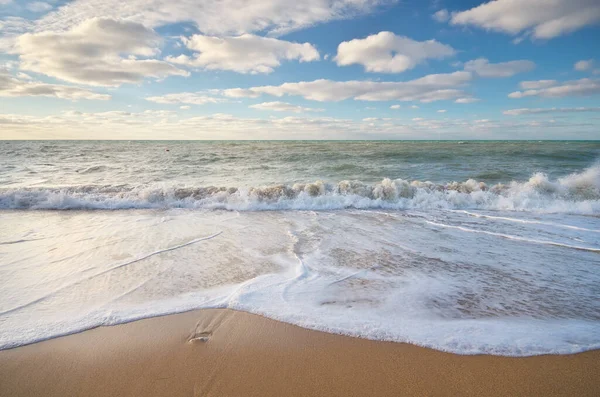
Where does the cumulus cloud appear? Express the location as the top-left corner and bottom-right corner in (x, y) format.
(180, 105), (190, 110)
(451, 0), (600, 39)
(167, 34), (319, 74)
(15, 18), (188, 87)
(249, 101), (324, 113)
(509, 78), (600, 98)
(0, 70), (110, 100)
(334, 31), (455, 73)
(223, 71), (472, 103)
(27, 2), (52, 12)
(574, 59), (594, 71)
(145, 92), (226, 105)
(464, 58), (535, 77)
(432, 9), (450, 22)
(390, 104), (401, 109)
(503, 107), (600, 116)
(36, 0), (394, 36)
(437, 109), (447, 113)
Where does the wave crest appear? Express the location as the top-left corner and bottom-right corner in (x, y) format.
(1, 165), (599, 213)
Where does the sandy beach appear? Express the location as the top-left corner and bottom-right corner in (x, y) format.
(1, 309), (599, 397)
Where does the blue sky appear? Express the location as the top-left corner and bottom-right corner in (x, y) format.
(0, 0), (599, 139)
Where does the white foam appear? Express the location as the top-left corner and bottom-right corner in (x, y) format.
(1, 165), (599, 214)
(453, 210), (600, 232)
(425, 220), (600, 252)
(0, 209), (599, 356)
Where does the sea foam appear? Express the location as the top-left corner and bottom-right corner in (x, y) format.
(0, 208), (598, 355)
(1, 165), (599, 213)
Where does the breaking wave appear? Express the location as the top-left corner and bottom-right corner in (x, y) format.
(1, 165), (599, 213)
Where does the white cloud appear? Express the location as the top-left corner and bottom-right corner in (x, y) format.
(0, 111), (418, 140)
(16, 18), (188, 87)
(503, 107), (600, 116)
(464, 58), (535, 78)
(0, 17), (32, 35)
(36, 0), (394, 36)
(0, 17), (34, 51)
(432, 9), (450, 22)
(390, 104), (401, 109)
(334, 31), (455, 73)
(509, 78), (600, 98)
(410, 105), (419, 109)
(223, 71), (472, 103)
(145, 92), (226, 105)
(0, 0), (13, 5)
(574, 59), (594, 71)
(27, 2), (52, 12)
(0, 60), (17, 70)
(249, 101), (324, 113)
(451, 0), (600, 39)
(455, 97), (479, 103)
(167, 34), (319, 74)
(17, 72), (33, 80)
(437, 109), (447, 113)
(0, 70), (110, 100)
(222, 88), (262, 99)
(180, 105), (191, 110)
(519, 80), (558, 89)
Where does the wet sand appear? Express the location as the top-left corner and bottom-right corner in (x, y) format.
(0, 309), (599, 397)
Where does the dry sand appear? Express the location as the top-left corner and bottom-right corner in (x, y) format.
(0, 309), (599, 397)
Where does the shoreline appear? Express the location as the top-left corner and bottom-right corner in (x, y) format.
(1, 309), (599, 396)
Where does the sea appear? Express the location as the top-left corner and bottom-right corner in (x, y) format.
(1, 140), (599, 356)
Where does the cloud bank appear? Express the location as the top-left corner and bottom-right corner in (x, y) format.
(224, 71), (472, 102)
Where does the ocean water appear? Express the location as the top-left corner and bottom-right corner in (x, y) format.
(1, 140), (599, 355)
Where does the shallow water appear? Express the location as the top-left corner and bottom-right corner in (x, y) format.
(1, 141), (599, 355)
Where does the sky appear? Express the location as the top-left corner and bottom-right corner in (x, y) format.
(0, 0), (599, 140)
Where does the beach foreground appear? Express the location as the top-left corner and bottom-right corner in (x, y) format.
(1, 309), (599, 397)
